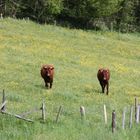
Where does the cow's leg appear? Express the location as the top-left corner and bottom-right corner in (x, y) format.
(44, 79), (49, 88)
(106, 82), (109, 95)
(102, 83), (105, 93)
(50, 82), (53, 88)
(45, 83), (49, 88)
(100, 81), (104, 93)
(50, 79), (53, 88)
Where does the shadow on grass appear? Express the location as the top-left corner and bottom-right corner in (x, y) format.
(34, 84), (48, 90)
(92, 89), (102, 94)
(84, 87), (101, 95)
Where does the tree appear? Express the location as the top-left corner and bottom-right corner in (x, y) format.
(0, 0), (23, 17)
(116, 0), (136, 32)
(60, 0), (123, 29)
(20, 0), (63, 23)
(134, 0), (140, 28)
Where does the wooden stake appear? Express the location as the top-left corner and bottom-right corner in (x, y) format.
(0, 101), (7, 111)
(112, 110), (116, 133)
(122, 107), (126, 129)
(0, 13), (3, 19)
(136, 105), (140, 124)
(104, 104), (107, 124)
(129, 106), (133, 128)
(80, 106), (85, 120)
(135, 97), (138, 122)
(1, 89), (6, 111)
(56, 106), (62, 123)
(41, 102), (45, 122)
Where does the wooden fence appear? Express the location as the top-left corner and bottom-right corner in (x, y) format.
(0, 89), (62, 123)
(0, 90), (140, 133)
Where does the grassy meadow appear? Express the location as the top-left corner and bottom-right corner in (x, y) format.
(0, 18), (140, 140)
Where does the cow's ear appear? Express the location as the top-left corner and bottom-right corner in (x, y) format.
(44, 66), (48, 69)
(100, 69), (103, 72)
(50, 67), (54, 70)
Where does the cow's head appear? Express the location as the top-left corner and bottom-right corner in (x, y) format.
(44, 66), (54, 77)
(103, 70), (109, 80)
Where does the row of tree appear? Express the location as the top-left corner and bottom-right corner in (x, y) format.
(0, 0), (140, 32)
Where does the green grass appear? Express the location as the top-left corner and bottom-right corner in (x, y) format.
(0, 18), (140, 140)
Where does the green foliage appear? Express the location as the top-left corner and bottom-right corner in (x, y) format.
(4, 0), (23, 17)
(116, 0), (136, 32)
(134, 0), (140, 30)
(90, 0), (122, 17)
(46, 0), (63, 15)
(63, 0), (122, 18)
(0, 0), (140, 31)
(20, 0), (63, 22)
(0, 18), (140, 139)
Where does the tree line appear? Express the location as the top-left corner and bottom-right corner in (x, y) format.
(0, 0), (140, 32)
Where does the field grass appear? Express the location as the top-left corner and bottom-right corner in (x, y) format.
(0, 18), (140, 140)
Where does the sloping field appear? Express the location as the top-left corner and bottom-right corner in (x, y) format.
(0, 18), (140, 140)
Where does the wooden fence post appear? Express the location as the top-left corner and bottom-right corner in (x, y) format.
(104, 104), (107, 124)
(122, 107), (126, 129)
(139, 105), (140, 122)
(80, 106), (85, 120)
(136, 105), (140, 124)
(41, 102), (45, 122)
(1, 89), (6, 111)
(135, 97), (138, 122)
(56, 106), (62, 123)
(129, 106), (133, 128)
(112, 110), (116, 133)
(110, 22), (113, 32)
(0, 13), (3, 19)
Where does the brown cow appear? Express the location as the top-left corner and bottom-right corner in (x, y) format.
(41, 64), (54, 88)
(97, 68), (110, 95)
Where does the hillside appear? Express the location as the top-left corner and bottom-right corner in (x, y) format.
(0, 18), (140, 140)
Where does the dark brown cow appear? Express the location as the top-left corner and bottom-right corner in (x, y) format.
(41, 64), (54, 88)
(97, 68), (110, 95)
